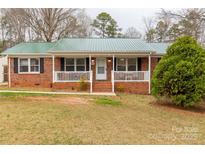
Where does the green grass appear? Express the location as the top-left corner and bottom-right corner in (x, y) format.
(95, 97), (121, 106)
(0, 92), (205, 144)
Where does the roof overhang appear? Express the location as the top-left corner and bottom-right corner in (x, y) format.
(2, 51), (166, 57)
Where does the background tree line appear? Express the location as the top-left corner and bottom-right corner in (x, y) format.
(1, 8), (205, 51)
(0, 8), (142, 51)
(144, 8), (205, 43)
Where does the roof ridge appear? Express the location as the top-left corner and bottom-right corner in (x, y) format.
(20, 42), (55, 44)
(61, 37), (143, 40)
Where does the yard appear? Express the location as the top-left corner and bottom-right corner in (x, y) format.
(0, 92), (205, 144)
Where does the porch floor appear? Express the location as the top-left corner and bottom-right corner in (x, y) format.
(0, 90), (116, 96)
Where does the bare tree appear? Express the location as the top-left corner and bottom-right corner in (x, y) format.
(68, 9), (93, 38)
(0, 8), (28, 47)
(158, 8), (205, 42)
(124, 27), (142, 38)
(0, 8), (92, 45)
(21, 8), (80, 42)
(143, 17), (156, 42)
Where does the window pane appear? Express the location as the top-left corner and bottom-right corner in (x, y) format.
(20, 66), (28, 72)
(30, 58), (39, 72)
(128, 65), (136, 71)
(118, 58), (126, 65)
(76, 58), (85, 65)
(20, 59), (28, 66)
(128, 58), (136, 71)
(117, 58), (126, 71)
(66, 58), (74, 65)
(76, 66), (85, 71)
(117, 66), (126, 71)
(66, 66), (74, 71)
(20, 59), (28, 72)
(31, 66), (39, 72)
(128, 58), (136, 65)
(30, 58), (39, 65)
(98, 67), (104, 74)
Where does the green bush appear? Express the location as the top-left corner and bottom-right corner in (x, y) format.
(152, 36), (205, 107)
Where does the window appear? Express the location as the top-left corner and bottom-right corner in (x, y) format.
(65, 58), (86, 71)
(19, 58), (40, 73)
(128, 58), (137, 71)
(116, 58), (138, 71)
(117, 58), (126, 71)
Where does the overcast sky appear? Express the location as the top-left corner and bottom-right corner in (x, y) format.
(86, 8), (161, 34)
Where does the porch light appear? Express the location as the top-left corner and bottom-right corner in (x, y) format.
(120, 58), (125, 61)
(91, 59), (95, 65)
(108, 59), (111, 62)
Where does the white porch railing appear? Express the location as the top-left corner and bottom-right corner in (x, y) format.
(114, 71), (149, 81)
(54, 71), (90, 82)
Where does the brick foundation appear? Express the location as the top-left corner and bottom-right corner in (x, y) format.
(53, 82), (90, 92)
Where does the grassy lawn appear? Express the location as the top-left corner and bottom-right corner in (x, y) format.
(0, 92), (205, 144)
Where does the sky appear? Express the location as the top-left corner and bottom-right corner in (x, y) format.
(86, 8), (161, 34)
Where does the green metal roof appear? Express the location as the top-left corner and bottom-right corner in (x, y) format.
(3, 42), (54, 54)
(50, 38), (156, 52)
(149, 43), (170, 54)
(2, 38), (170, 55)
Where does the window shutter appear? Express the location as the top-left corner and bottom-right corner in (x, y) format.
(40, 58), (44, 73)
(138, 58), (141, 71)
(60, 58), (65, 71)
(14, 58), (18, 73)
(86, 57), (89, 71)
(114, 58), (116, 71)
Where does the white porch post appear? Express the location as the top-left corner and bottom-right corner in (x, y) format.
(89, 55), (92, 93)
(112, 55), (115, 93)
(148, 53), (151, 94)
(52, 55), (55, 83)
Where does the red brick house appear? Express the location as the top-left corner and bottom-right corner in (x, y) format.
(2, 38), (169, 94)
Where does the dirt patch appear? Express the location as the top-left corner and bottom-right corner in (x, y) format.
(25, 96), (89, 105)
(151, 101), (205, 115)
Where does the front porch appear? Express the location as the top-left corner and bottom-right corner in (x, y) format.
(52, 54), (151, 94)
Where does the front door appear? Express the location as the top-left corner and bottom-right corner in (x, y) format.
(96, 58), (107, 80)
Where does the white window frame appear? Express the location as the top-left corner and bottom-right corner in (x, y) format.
(64, 58), (86, 72)
(18, 58), (40, 74)
(116, 58), (138, 71)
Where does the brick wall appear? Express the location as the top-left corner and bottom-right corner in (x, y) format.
(141, 57), (148, 71)
(55, 57), (61, 71)
(9, 57), (53, 88)
(8, 56), (160, 94)
(115, 82), (149, 94)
